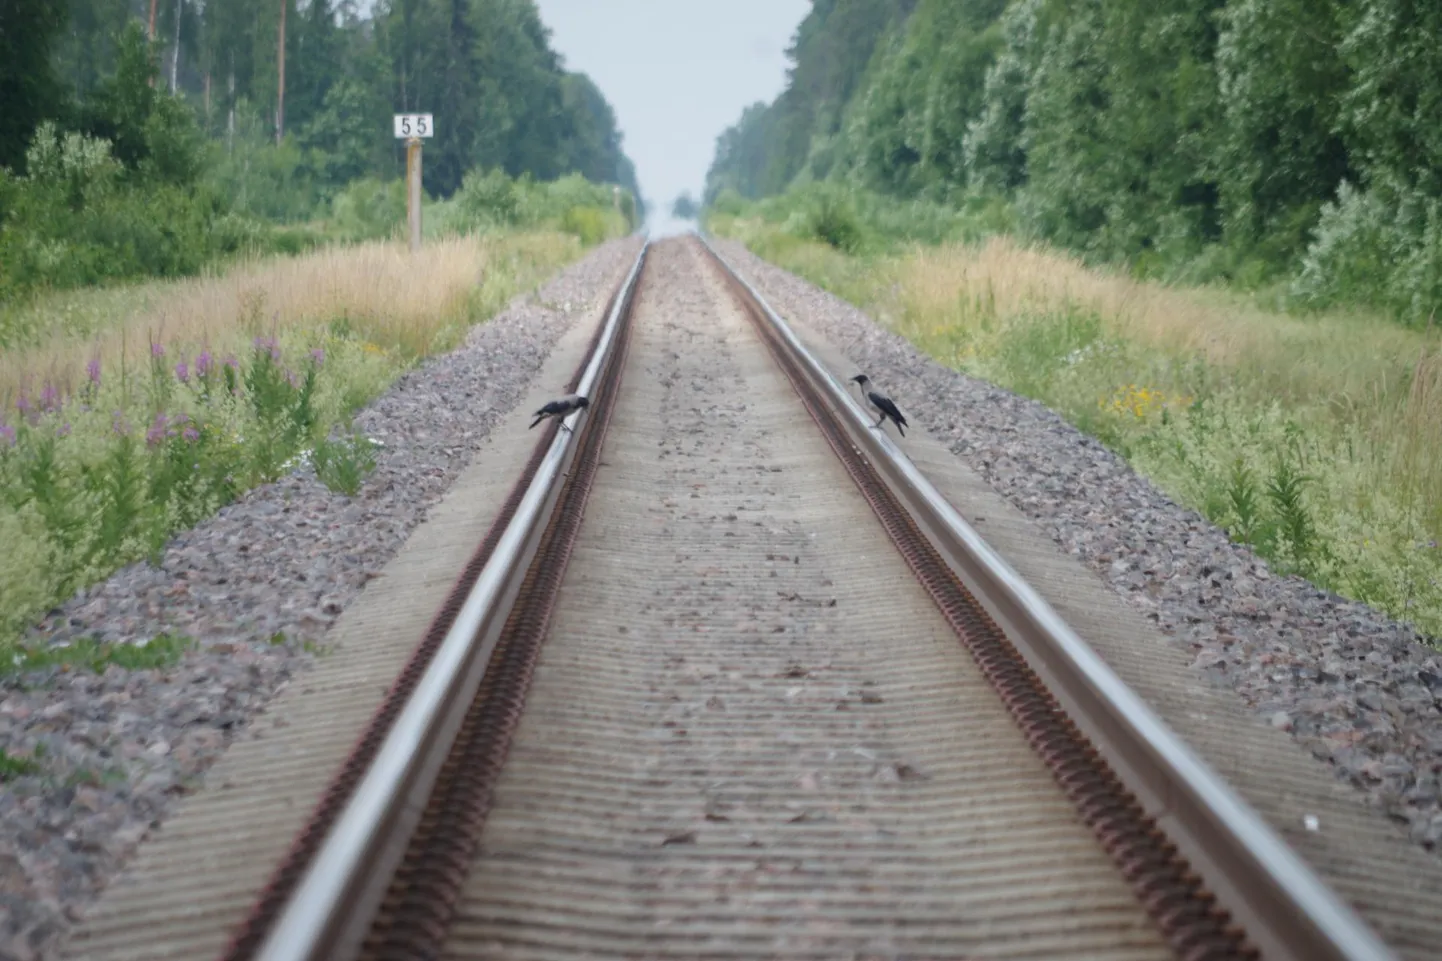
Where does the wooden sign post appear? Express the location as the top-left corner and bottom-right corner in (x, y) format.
(393, 114), (434, 252)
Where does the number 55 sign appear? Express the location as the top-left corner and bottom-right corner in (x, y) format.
(393, 113), (434, 139)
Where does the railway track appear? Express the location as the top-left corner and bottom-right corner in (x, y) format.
(60, 236), (1412, 961)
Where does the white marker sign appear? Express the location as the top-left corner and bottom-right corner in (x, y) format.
(393, 113), (434, 139)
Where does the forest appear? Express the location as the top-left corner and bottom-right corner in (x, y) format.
(704, 0), (1441, 323)
(0, 0), (641, 301)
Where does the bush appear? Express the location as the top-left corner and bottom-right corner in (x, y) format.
(326, 177), (406, 243)
(1293, 176), (1442, 325)
(456, 168), (519, 227)
(448, 168), (630, 243)
(560, 206), (609, 245)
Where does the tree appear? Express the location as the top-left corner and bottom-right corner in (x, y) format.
(671, 193), (699, 220)
(0, 0), (69, 172)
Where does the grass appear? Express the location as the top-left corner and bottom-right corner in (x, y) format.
(0, 229), (596, 657)
(713, 214), (1442, 640)
(5, 632), (193, 677)
(0, 748), (41, 781)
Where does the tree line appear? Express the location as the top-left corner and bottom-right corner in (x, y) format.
(3, 0), (640, 210)
(704, 0), (1440, 323)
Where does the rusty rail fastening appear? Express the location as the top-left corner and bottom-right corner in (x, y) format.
(217, 243), (645, 961)
(356, 250), (640, 961)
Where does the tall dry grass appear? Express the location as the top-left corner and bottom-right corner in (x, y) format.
(0, 231), (580, 411)
(725, 222), (1442, 636)
(895, 237), (1435, 404)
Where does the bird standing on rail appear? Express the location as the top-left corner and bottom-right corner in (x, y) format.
(529, 393), (590, 432)
(849, 374), (907, 437)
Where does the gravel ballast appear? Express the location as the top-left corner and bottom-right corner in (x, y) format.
(713, 236), (1442, 862)
(0, 236), (641, 961)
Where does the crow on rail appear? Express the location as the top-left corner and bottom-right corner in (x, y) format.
(850, 374), (907, 437)
(529, 394), (590, 432)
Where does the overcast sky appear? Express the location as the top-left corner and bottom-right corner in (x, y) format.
(533, 0), (810, 215)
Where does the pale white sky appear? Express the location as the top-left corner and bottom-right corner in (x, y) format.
(533, 0), (810, 214)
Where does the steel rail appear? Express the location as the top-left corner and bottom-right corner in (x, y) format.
(248, 242), (650, 961)
(697, 231), (1398, 961)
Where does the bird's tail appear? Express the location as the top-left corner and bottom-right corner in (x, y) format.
(896, 420), (905, 437)
(529, 414), (545, 429)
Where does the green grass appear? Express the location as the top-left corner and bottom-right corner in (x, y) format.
(711, 212), (1442, 641)
(0, 229), (604, 657)
(0, 748), (42, 781)
(5, 632), (193, 678)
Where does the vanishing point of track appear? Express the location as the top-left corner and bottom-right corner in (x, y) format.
(64, 237), (1405, 961)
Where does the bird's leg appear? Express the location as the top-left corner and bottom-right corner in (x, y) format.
(873, 412), (886, 429)
(560, 422), (574, 434)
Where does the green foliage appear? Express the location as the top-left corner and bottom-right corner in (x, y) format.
(0, 229), (588, 649)
(0, 335), (351, 644)
(0, 749), (41, 781)
(325, 177), (406, 243)
(797, 186), (864, 252)
(0, 121), (264, 303)
(0, 0), (68, 172)
(707, 0), (1442, 324)
(0, 0), (640, 305)
(847, 0), (1009, 199)
(6, 632), (193, 678)
(714, 182), (1014, 254)
(311, 423), (378, 497)
(451, 169), (631, 243)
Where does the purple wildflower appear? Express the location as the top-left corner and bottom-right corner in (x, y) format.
(151, 341), (166, 359)
(182, 425), (200, 443)
(39, 383), (59, 412)
(253, 336), (282, 362)
(0, 423), (15, 447)
(87, 358), (101, 385)
(223, 355), (239, 370)
(112, 411), (130, 437)
(175, 360), (189, 383)
(195, 351), (213, 377)
(15, 393), (32, 415)
(57, 422), (71, 438)
(146, 413), (169, 447)
(309, 348), (325, 366)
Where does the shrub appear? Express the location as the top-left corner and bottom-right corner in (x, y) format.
(311, 423), (379, 496)
(456, 168), (519, 227)
(327, 177), (406, 243)
(1292, 176), (1442, 325)
(560, 206), (609, 245)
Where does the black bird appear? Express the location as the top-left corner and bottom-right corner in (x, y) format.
(849, 374), (907, 437)
(529, 393), (590, 432)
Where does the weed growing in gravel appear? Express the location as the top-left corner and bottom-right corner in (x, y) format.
(0, 749), (41, 781)
(718, 224), (1442, 639)
(4, 633), (193, 679)
(0, 232), (586, 653)
(311, 424), (379, 497)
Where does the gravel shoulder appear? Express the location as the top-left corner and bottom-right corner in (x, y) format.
(712, 236), (1442, 861)
(0, 236), (642, 961)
